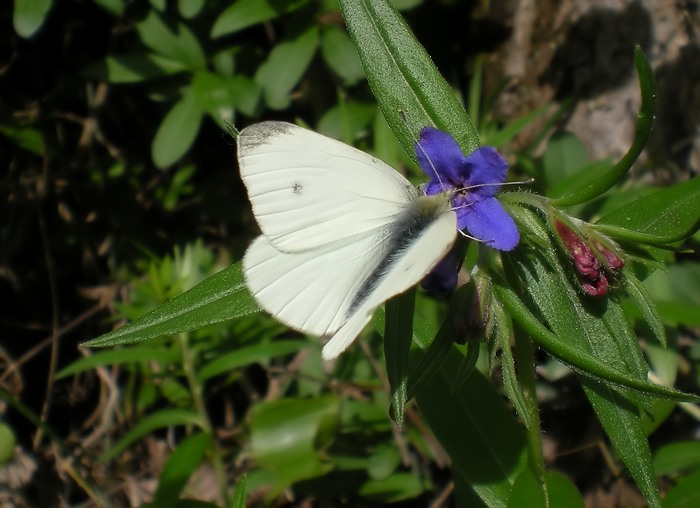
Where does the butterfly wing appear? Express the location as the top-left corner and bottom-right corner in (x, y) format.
(238, 121), (418, 252)
(321, 206), (457, 359)
(244, 230), (393, 337)
(244, 190), (458, 357)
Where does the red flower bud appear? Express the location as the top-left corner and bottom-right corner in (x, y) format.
(594, 242), (624, 271)
(582, 273), (608, 297)
(554, 221), (608, 297)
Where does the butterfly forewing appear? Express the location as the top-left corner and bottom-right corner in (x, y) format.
(238, 121), (418, 252)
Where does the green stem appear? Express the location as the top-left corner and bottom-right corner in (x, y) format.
(513, 329), (548, 501)
(179, 334), (229, 505)
(552, 46), (655, 207)
(501, 191), (550, 211)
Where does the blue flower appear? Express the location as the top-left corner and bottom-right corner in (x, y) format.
(416, 127), (519, 251)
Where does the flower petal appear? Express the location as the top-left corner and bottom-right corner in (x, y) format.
(416, 127), (466, 188)
(421, 256), (458, 297)
(464, 147), (509, 197)
(459, 197), (520, 251)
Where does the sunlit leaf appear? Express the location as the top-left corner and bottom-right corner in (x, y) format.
(135, 10), (206, 70)
(152, 89), (203, 168)
(255, 25), (319, 110)
(13, 0), (53, 38)
(211, 0), (311, 37)
(83, 53), (188, 83)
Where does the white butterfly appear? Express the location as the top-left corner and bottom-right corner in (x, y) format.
(239, 121), (457, 360)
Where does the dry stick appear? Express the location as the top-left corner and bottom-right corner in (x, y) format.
(33, 200), (61, 449)
(0, 299), (110, 385)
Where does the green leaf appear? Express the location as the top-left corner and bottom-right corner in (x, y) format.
(389, 0), (423, 9)
(0, 423), (16, 465)
(320, 25), (365, 85)
(659, 469), (700, 508)
(197, 340), (310, 382)
(384, 290), (415, 427)
(100, 409), (201, 463)
(359, 472), (429, 503)
(549, 159), (613, 202)
(654, 441), (700, 476)
(501, 206), (696, 402)
(190, 72), (261, 128)
(230, 475), (248, 508)
(154, 433), (212, 507)
(595, 177), (700, 244)
(366, 443), (401, 480)
(178, 0), (205, 19)
(255, 25), (319, 110)
(93, 0), (123, 16)
(494, 281), (696, 402)
(13, 0), (53, 38)
(249, 396), (339, 493)
(83, 53), (189, 83)
(508, 470), (584, 508)
(211, 0), (311, 37)
(316, 102), (376, 144)
(339, 0), (478, 160)
(84, 262), (259, 348)
(582, 379), (660, 508)
(553, 46), (656, 206)
(415, 358), (527, 507)
(623, 270), (667, 347)
(540, 131), (592, 190)
(0, 124), (43, 155)
(152, 88), (204, 168)
(55, 348), (179, 379)
(159, 378), (192, 407)
(411, 314), (527, 507)
(483, 104), (552, 149)
(135, 10), (206, 70)
(503, 209), (661, 507)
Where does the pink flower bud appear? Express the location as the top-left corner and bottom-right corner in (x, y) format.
(594, 242), (625, 271)
(582, 274), (608, 297)
(554, 221), (608, 297)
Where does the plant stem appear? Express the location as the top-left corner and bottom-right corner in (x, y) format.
(513, 330), (548, 503)
(179, 334), (229, 506)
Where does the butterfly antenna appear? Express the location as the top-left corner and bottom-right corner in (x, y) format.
(450, 179), (533, 212)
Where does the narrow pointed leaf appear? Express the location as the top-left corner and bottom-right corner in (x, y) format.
(384, 290), (415, 427)
(84, 263), (259, 348)
(154, 433), (212, 507)
(211, 0), (310, 37)
(339, 0), (478, 160)
(595, 177), (700, 244)
(411, 319), (527, 506)
(504, 208), (661, 507)
(100, 409), (201, 463)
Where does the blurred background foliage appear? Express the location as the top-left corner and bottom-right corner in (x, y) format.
(1, 0), (699, 506)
